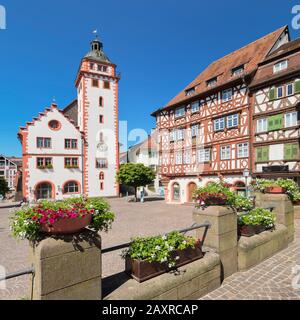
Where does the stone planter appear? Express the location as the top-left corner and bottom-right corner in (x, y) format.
(125, 242), (203, 283)
(265, 187), (286, 194)
(40, 214), (92, 235)
(238, 224), (266, 237)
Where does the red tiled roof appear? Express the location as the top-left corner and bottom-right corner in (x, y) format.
(153, 26), (287, 114)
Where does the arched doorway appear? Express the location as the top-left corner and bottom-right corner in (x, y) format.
(172, 183), (181, 201)
(187, 182), (197, 203)
(35, 182), (54, 200)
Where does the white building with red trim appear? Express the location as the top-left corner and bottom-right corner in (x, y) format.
(18, 37), (120, 202)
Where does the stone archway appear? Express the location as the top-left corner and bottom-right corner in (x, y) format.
(187, 182), (197, 203)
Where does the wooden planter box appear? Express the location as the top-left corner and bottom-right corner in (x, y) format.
(238, 224), (266, 237)
(265, 187), (286, 194)
(125, 242), (203, 283)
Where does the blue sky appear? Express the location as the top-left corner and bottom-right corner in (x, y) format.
(0, 0), (299, 156)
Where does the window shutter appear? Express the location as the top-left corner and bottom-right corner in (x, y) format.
(295, 80), (300, 93)
(268, 114), (283, 131)
(268, 116), (275, 131)
(292, 143), (299, 159)
(262, 146), (269, 161)
(284, 144), (292, 160)
(269, 87), (276, 100)
(256, 147), (262, 162)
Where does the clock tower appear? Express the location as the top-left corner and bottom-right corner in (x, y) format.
(76, 36), (120, 197)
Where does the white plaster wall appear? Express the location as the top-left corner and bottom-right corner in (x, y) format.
(269, 144), (283, 161)
(84, 76), (118, 197)
(26, 108), (83, 201)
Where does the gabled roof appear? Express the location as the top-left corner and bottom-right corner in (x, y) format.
(152, 26), (288, 115)
(18, 103), (82, 136)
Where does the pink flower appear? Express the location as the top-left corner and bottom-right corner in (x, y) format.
(31, 216), (38, 221)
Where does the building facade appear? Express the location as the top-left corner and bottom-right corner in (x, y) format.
(0, 155), (18, 190)
(250, 39), (300, 183)
(19, 37), (119, 202)
(152, 26), (291, 204)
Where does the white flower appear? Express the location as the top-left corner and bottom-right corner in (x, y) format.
(162, 235), (167, 240)
(183, 240), (187, 245)
(168, 246), (174, 252)
(161, 257), (168, 263)
(175, 256), (180, 261)
(155, 245), (161, 251)
(151, 254), (156, 259)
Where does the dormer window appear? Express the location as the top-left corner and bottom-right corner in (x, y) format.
(273, 60), (288, 73)
(207, 77), (217, 88)
(185, 87), (195, 96)
(232, 65), (244, 76)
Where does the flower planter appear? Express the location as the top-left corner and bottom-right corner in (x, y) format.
(293, 200), (300, 206)
(265, 187), (286, 194)
(125, 242), (203, 283)
(253, 225), (266, 234)
(40, 214), (92, 235)
(238, 225), (256, 237)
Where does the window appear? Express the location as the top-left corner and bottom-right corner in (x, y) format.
(191, 101), (200, 113)
(65, 158), (79, 168)
(257, 118), (267, 133)
(90, 63), (94, 70)
(284, 143), (299, 160)
(232, 65), (244, 76)
(103, 81), (110, 89)
(170, 130), (175, 141)
(277, 86), (283, 98)
(99, 97), (103, 107)
(175, 153), (182, 165)
(175, 107), (185, 118)
(186, 88), (195, 96)
(207, 77), (217, 87)
(100, 182), (104, 190)
(237, 143), (249, 158)
(227, 114), (239, 128)
(96, 158), (107, 168)
(65, 139), (78, 149)
(183, 152), (191, 164)
(99, 132), (104, 142)
(221, 146), (231, 160)
(99, 172), (105, 180)
(175, 128), (184, 140)
(92, 79), (99, 87)
(99, 115), (104, 123)
(222, 88), (233, 102)
(63, 181), (79, 194)
(48, 120), (61, 130)
(0, 171), (4, 176)
(37, 158), (53, 169)
(273, 60), (288, 73)
(287, 83), (294, 96)
(268, 114), (283, 131)
(198, 148), (211, 163)
(103, 66), (107, 72)
(191, 124), (199, 137)
(256, 146), (269, 162)
(37, 137), (51, 148)
(285, 112), (298, 127)
(214, 117), (225, 131)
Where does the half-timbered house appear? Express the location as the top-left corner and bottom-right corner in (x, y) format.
(152, 26), (290, 203)
(249, 38), (300, 184)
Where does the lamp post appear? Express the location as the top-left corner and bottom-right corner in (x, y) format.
(243, 169), (250, 198)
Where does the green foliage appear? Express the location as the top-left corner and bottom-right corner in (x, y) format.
(116, 163), (155, 197)
(238, 208), (276, 229)
(10, 197), (115, 242)
(252, 178), (300, 202)
(0, 177), (10, 197)
(234, 195), (254, 212)
(123, 231), (198, 267)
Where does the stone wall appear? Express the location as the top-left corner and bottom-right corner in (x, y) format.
(30, 230), (101, 300)
(294, 206), (300, 219)
(238, 224), (288, 271)
(104, 252), (221, 300)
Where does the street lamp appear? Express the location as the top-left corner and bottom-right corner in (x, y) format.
(243, 169), (250, 197)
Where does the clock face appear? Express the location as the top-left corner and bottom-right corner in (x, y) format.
(97, 143), (108, 152)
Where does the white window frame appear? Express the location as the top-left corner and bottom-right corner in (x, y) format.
(284, 112), (298, 128)
(277, 86), (283, 98)
(237, 143), (249, 158)
(175, 107), (185, 118)
(183, 152), (191, 164)
(222, 88), (233, 102)
(191, 124), (199, 137)
(214, 117), (225, 131)
(286, 83), (294, 96)
(191, 101), (200, 113)
(175, 128), (184, 141)
(221, 145), (231, 160)
(232, 65), (244, 76)
(227, 114), (239, 128)
(273, 60), (288, 73)
(257, 118), (268, 133)
(170, 130), (175, 141)
(175, 152), (183, 165)
(198, 148), (211, 163)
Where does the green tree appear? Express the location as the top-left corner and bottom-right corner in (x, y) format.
(116, 163), (155, 200)
(0, 177), (9, 198)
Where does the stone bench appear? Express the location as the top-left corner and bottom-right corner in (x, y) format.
(238, 224), (288, 271)
(103, 251), (221, 300)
